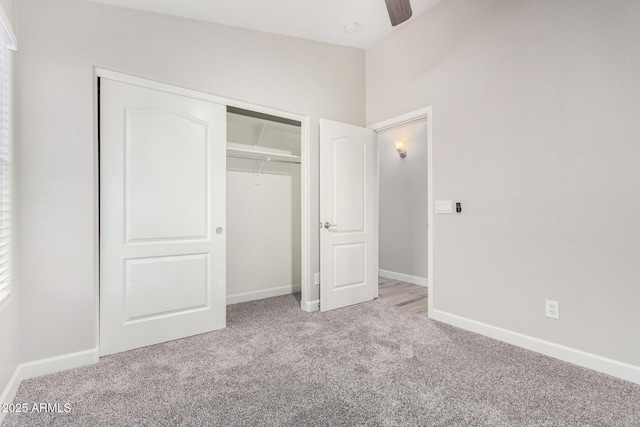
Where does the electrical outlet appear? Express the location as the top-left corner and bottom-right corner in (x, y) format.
(314, 273), (320, 285)
(545, 300), (560, 319)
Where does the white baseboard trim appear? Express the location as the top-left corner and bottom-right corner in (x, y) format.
(379, 269), (428, 287)
(227, 284), (301, 305)
(302, 299), (319, 313)
(431, 309), (640, 385)
(20, 347), (99, 381)
(0, 347), (99, 423)
(0, 366), (21, 424)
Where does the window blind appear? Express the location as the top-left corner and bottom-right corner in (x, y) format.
(0, 30), (11, 303)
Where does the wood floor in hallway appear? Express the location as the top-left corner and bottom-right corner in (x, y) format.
(378, 276), (428, 315)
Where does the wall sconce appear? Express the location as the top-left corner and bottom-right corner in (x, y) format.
(395, 141), (407, 158)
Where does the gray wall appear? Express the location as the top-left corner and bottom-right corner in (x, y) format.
(0, 0), (18, 407)
(367, 0), (640, 366)
(17, 0), (364, 362)
(378, 119), (428, 279)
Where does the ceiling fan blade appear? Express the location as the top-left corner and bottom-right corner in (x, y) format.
(385, 0), (413, 26)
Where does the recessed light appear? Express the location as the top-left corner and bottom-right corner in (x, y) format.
(343, 23), (359, 33)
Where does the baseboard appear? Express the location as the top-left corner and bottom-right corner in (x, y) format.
(379, 269), (427, 287)
(227, 284), (301, 305)
(0, 366), (21, 424)
(20, 347), (99, 381)
(0, 347), (99, 423)
(302, 299), (319, 313)
(431, 309), (640, 386)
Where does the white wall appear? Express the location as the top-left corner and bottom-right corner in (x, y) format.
(16, 0), (364, 362)
(0, 0), (18, 414)
(378, 119), (428, 279)
(0, 0), (14, 31)
(367, 0), (640, 367)
(227, 161), (301, 302)
(0, 285), (19, 412)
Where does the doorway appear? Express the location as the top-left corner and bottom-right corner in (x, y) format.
(370, 108), (433, 315)
(225, 108), (303, 305)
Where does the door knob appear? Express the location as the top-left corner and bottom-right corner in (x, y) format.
(323, 222), (338, 229)
(216, 227), (224, 235)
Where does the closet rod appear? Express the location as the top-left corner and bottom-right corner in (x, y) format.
(227, 106), (301, 127)
(227, 153), (301, 164)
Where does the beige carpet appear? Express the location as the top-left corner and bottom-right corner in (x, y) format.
(4, 295), (640, 426)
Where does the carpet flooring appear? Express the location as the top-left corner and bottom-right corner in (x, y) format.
(4, 295), (640, 426)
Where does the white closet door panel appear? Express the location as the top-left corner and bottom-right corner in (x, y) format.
(126, 109), (209, 242)
(124, 254), (209, 320)
(100, 79), (226, 356)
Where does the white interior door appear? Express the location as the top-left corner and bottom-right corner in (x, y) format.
(100, 79), (226, 356)
(319, 119), (378, 312)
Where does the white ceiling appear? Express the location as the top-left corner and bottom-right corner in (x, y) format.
(85, 0), (442, 49)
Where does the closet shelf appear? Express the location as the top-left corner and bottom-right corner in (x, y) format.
(226, 147), (301, 164)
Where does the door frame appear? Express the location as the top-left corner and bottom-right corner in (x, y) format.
(368, 107), (434, 316)
(94, 68), (312, 352)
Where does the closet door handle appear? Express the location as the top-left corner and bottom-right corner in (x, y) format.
(216, 227), (224, 235)
(323, 222), (338, 230)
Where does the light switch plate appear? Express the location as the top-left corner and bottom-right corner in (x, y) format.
(435, 200), (453, 214)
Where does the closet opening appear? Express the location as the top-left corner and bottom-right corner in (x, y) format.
(225, 107), (303, 306)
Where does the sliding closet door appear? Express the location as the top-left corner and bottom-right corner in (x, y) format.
(99, 79), (226, 356)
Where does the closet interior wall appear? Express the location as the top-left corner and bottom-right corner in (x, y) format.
(226, 111), (302, 304)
